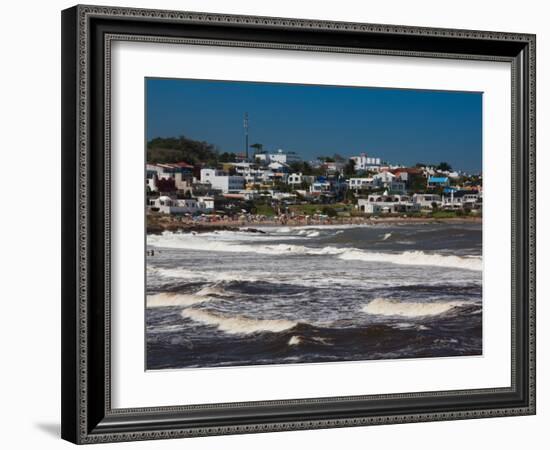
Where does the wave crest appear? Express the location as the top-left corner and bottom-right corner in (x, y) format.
(147, 292), (213, 308)
(181, 308), (297, 335)
(148, 232), (481, 271)
(363, 298), (468, 317)
(338, 250), (481, 271)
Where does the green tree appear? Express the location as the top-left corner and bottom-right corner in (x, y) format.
(147, 135), (219, 165)
(321, 206), (338, 217)
(219, 152), (237, 163)
(409, 175), (427, 194)
(344, 159), (356, 177)
(437, 162), (453, 172)
(289, 161), (314, 175)
(250, 143), (263, 155)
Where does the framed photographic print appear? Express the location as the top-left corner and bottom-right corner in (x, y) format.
(61, 5), (536, 444)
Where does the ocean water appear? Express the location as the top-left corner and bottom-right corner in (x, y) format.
(146, 223), (482, 370)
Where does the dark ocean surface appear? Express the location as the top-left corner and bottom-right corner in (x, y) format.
(145, 222), (482, 370)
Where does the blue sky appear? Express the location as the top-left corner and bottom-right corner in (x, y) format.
(146, 78), (482, 173)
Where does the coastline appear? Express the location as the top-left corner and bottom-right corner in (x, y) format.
(146, 214), (482, 235)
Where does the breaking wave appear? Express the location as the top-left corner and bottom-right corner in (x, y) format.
(153, 267), (262, 283)
(195, 285), (232, 297)
(338, 249), (482, 271)
(288, 335), (302, 346)
(362, 298), (469, 318)
(147, 292), (214, 308)
(181, 308), (298, 335)
(148, 233), (481, 271)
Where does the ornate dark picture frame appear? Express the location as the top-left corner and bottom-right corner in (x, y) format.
(61, 4), (536, 444)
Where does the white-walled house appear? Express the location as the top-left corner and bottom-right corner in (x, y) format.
(148, 195), (216, 214)
(287, 172), (315, 186)
(412, 193), (442, 209)
(347, 177), (374, 190)
(373, 171), (395, 185)
(148, 196), (199, 214)
(255, 149), (300, 165)
(235, 163), (266, 184)
(310, 180), (332, 193)
(146, 163), (194, 193)
(350, 153), (382, 171)
(200, 168), (245, 193)
(442, 191), (480, 209)
(196, 196), (215, 213)
(372, 172), (406, 193)
(357, 194), (420, 214)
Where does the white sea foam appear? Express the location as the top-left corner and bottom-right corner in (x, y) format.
(338, 250), (482, 271)
(363, 298), (468, 318)
(148, 233), (481, 271)
(382, 233), (392, 241)
(288, 335), (302, 346)
(147, 292), (214, 308)
(306, 231), (320, 237)
(195, 285), (232, 297)
(273, 227), (292, 233)
(155, 267), (263, 283)
(200, 230), (301, 242)
(181, 309), (297, 335)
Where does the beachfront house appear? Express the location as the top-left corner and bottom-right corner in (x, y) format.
(196, 196), (215, 213)
(442, 190), (480, 209)
(412, 193), (442, 209)
(357, 193), (420, 214)
(148, 196), (199, 214)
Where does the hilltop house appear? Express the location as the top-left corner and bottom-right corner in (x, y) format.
(427, 176), (450, 189)
(146, 162), (194, 193)
(347, 177), (375, 191)
(255, 149), (300, 165)
(200, 168), (245, 193)
(287, 172), (315, 186)
(350, 153), (382, 172)
(372, 171), (406, 193)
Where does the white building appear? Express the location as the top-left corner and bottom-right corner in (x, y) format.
(372, 172), (406, 193)
(196, 196), (215, 213)
(148, 196), (199, 214)
(287, 173), (315, 186)
(200, 168), (245, 193)
(442, 191), (480, 209)
(350, 153), (382, 171)
(231, 162), (267, 184)
(347, 177), (374, 190)
(255, 149), (300, 165)
(357, 193), (420, 214)
(146, 163), (195, 193)
(268, 161), (288, 171)
(373, 171), (395, 184)
(310, 181), (332, 193)
(412, 193), (442, 209)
